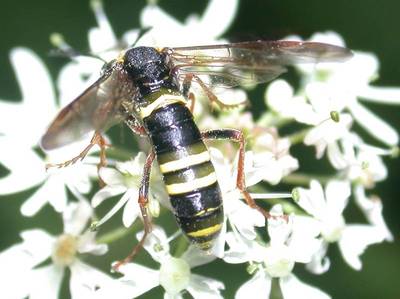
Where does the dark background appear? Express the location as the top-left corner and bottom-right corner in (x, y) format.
(0, 0), (399, 298)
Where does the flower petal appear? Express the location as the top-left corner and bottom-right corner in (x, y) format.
(137, 226), (170, 263)
(78, 231), (108, 256)
(20, 229), (55, 264)
(28, 264), (64, 299)
(226, 197), (265, 240)
(0, 48), (56, 145)
(122, 190), (141, 228)
(20, 180), (59, 217)
(289, 216), (321, 263)
(338, 225), (385, 270)
(296, 180), (331, 219)
(9, 48), (55, 109)
(57, 57), (103, 107)
(164, 292), (183, 299)
(187, 274), (225, 299)
(325, 180), (351, 216)
(354, 185), (393, 241)
(223, 231), (268, 264)
(268, 205), (291, 246)
(0, 242), (53, 298)
(0, 139), (45, 196)
(116, 263), (160, 297)
(95, 191), (131, 227)
(70, 260), (120, 299)
(63, 201), (93, 235)
(358, 85), (400, 105)
(235, 271), (271, 299)
(348, 100), (399, 145)
(306, 241), (331, 274)
(181, 244), (217, 268)
(92, 185), (126, 208)
(326, 142), (348, 170)
(88, 0), (117, 54)
(197, 0), (238, 38)
(280, 274), (331, 299)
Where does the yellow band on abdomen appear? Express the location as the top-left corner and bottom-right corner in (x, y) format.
(159, 151), (211, 173)
(165, 172), (217, 195)
(187, 223), (222, 238)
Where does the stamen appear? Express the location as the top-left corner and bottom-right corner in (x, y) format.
(247, 192), (293, 200)
(330, 110), (340, 122)
(90, 0), (114, 39)
(92, 193), (130, 228)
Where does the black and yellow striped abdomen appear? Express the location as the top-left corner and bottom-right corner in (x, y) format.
(142, 91), (223, 250)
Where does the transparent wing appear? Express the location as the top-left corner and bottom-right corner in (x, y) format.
(168, 40), (352, 88)
(41, 66), (135, 150)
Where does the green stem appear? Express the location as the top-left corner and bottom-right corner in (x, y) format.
(97, 224), (137, 244)
(104, 146), (136, 161)
(287, 127), (310, 145)
(173, 235), (189, 257)
(282, 172), (331, 186)
(257, 112), (293, 128)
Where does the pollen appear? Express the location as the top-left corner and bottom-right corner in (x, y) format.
(51, 234), (78, 266)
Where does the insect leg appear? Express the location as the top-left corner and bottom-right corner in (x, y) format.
(201, 129), (271, 219)
(181, 73), (234, 110)
(181, 74), (196, 113)
(45, 131), (105, 169)
(113, 150), (155, 271)
(45, 131), (108, 183)
(125, 115), (147, 136)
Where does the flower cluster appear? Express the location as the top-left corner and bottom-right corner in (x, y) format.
(0, 0), (398, 298)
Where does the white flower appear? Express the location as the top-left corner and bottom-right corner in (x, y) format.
(59, 0), (238, 108)
(265, 79), (316, 124)
(208, 148), (267, 257)
(0, 48), (56, 195)
(200, 107), (254, 133)
(325, 134), (392, 244)
(225, 205), (329, 299)
(139, 0), (238, 47)
(354, 185), (393, 242)
(250, 127), (299, 185)
(296, 180), (386, 271)
(92, 152), (167, 228)
(56, 0), (140, 107)
(0, 48), (96, 216)
(21, 156), (96, 217)
(302, 83), (354, 159)
(0, 201), (118, 299)
(138, 0), (242, 106)
(205, 147), (293, 258)
(96, 227), (224, 299)
(265, 79), (354, 160)
(292, 31), (400, 146)
(332, 135), (388, 187)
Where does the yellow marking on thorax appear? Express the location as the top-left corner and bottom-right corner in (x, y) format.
(187, 223), (222, 238)
(159, 151), (211, 173)
(116, 51), (125, 63)
(165, 172), (217, 195)
(140, 94), (187, 118)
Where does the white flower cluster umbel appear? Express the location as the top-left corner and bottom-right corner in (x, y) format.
(0, 0), (398, 298)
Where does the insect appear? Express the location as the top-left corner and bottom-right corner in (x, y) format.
(40, 40), (352, 268)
